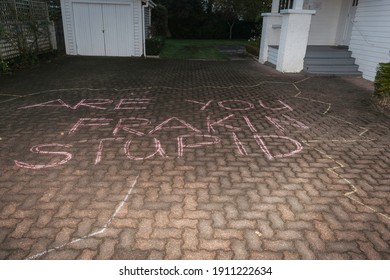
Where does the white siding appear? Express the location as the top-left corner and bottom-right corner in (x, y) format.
(349, 0), (390, 81)
(306, 0), (344, 45)
(60, 0), (142, 57)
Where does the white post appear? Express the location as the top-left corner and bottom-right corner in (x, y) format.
(276, 9), (315, 72)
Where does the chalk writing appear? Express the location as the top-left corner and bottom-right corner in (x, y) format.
(19, 98), (152, 110)
(124, 138), (167, 160)
(258, 100), (293, 111)
(14, 98), (310, 169)
(114, 99), (151, 110)
(243, 116), (258, 133)
(218, 100), (254, 111)
(113, 118), (151, 137)
(177, 134), (221, 157)
(149, 117), (201, 135)
(186, 99), (213, 111)
(186, 99), (295, 112)
(207, 114), (240, 132)
(14, 143), (72, 169)
(69, 118), (112, 135)
(253, 135), (303, 160)
(232, 132), (248, 156)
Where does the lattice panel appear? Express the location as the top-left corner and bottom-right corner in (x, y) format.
(0, 0), (51, 60)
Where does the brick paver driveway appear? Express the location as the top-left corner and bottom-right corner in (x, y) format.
(0, 57), (389, 259)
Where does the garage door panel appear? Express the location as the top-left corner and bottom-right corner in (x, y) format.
(73, 3), (105, 56)
(102, 4), (118, 56)
(73, 3), (93, 55)
(114, 4), (134, 56)
(103, 4), (134, 57)
(88, 4), (105, 56)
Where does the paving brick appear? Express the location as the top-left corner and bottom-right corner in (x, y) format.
(365, 232), (389, 252)
(198, 219), (214, 239)
(250, 251), (283, 260)
(314, 221), (336, 241)
(151, 228), (182, 239)
(183, 250), (216, 260)
(214, 229), (244, 240)
(257, 221), (275, 238)
(199, 239), (230, 251)
(216, 251), (234, 259)
(357, 242), (382, 259)
(182, 228), (199, 250)
(118, 229), (137, 249)
(295, 240), (315, 259)
(135, 219), (154, 239)
(96, 239), (117, 259)
(268, 212), (285, 230)
(10, 219), (35, 239)
(165, 239), (183, 259)
(135, 239), (166, 251)
(231, 239), (249, 259)
(276, 230), (303, 240)
(77, 249), (97, 260)
(305, 230), (326, 252)
(228, 220), (256, 229)
(170, 218), (198, 229)
(263, 240), (295, 252)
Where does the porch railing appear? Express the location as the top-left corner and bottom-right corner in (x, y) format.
(279, 0), (294, 12)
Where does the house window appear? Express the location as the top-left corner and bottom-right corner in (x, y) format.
(279, 0), (294, 12)
(352, 0), (359, 6)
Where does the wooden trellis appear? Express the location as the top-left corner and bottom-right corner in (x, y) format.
(0, 0), (54, 60)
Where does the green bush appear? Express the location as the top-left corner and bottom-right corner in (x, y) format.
(374, 62), (390, 106)
(146, 37), (165, 56)
(0, 59), (10, 74)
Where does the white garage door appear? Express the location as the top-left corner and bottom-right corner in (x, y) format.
(73, 3), (134, 56)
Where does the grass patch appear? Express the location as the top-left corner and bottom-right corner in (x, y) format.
(159, 39), (247, 60)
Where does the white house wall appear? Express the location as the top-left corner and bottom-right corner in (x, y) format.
(60, 0), (143, 57)
(349, 0), (390, 81)
(305, 0), (344, 45)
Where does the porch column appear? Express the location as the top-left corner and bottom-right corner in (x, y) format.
(271, 0), (279, 13)
(276, 9), (315, 73)
(259, 13), (282, 64)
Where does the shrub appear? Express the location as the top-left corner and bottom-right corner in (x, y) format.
(374, 62), (390, 107)
(245, 45), (259, 57)
(146, 37), (165, 56)
(0, 59), (10, 74)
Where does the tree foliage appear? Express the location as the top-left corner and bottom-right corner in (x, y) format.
(151, 4), (170, 37)
(154, 0), (272, 39)
(213, 0), (271, 39)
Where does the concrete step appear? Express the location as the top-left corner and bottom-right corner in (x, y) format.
(305, 50), (353, 58)
(304, 57), (356, 65)
(306, 70), (363, 76)
(305, 64), (360, 73)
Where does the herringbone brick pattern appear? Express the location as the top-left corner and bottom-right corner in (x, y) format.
(0, 57), (389, 259)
